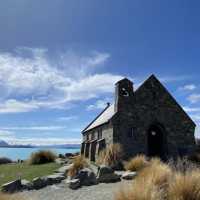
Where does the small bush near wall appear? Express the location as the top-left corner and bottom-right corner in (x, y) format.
(68, 156), (88, 178)
(125, 155), (148, 172)
(29, 150), (57, 165)
(97, 143), (123, 170)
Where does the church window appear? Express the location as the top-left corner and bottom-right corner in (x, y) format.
(128, 127), (135, 138)
(91, 132), (95, 140)
(86, 134), (89, 141)
(98, 129), (102, 139)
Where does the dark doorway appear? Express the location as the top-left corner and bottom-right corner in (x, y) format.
(147, 124), (164, 158)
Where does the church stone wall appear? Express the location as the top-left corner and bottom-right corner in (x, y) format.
(113, 76), (196, 159)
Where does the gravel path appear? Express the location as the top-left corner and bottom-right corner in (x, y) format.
(20, 180), (131, 200)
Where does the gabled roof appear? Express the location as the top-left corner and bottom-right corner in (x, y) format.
(82, 74), (196, 133)
(82, 104), (116, 133)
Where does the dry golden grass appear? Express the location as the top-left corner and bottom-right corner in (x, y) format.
(97, 143), (123, 168)
(68, 155), (88, 178)
(115, 158), (200, 200)
(139, 158), (172, 188)
(29, 150), (57, 165)
(96, 149), (107, 165)
(116, 177), (164, 200)
(125, 155), (148, 172)
(0, 194), (23, 200)
(168, 170), (200, 200)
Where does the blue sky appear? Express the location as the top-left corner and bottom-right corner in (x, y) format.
(0, 0), (200, 145)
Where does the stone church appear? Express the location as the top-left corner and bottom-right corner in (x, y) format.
(81, 75), (196, 161)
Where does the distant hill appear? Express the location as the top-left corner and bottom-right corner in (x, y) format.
(0, 140), (9, 147)
(0, 140), (80, 149)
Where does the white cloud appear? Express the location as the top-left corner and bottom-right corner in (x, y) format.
(0, 48), (123, 113)
(187, 94), (200, 104)
(0, 99), (39, 113)
(57, 116), (77, 121)
(0, 130), (14, 137)
(87, 99), (112, 111)
(183, 106), (200, 113)
(0, 126), (66, 131)
(159, 75), (192, 83)
(179, 84), (196, 91)
(5, 137), (81, 146)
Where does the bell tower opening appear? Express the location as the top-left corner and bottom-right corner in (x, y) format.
(114, 78), (134, 113)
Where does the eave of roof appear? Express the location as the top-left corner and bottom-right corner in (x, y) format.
(82, 104), (115, 133)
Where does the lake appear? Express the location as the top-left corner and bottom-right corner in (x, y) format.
(0, 147), (80, 161)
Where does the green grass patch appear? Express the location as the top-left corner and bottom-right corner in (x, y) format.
(0, 162), (60, 186)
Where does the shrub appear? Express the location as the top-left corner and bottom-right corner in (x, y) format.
(29, 150), (57, 165)
(168, 169), (200, 200)
(68, 155), (88, 178)
(115, 158), (172, 200)
(139, 158), (172, 188)
(125, 155), (148, 172)
(116, 177), (164, 200)
(0, 157), (12, 165)
(97, 143), (123, 170)
(0, 193), (22, 200)
(168, 157), (197, 174)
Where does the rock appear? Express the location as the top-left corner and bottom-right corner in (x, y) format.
(21, 179), (33, 190)
(43, 174), (65, 185)
(1, 179), (22, 193)
(54, 164), (73, 174)
(122, 171), (137, 180)
(55, 158), (68, 165)
(111, 162), (124, 171)
(97, 165), (121, 183)
(114, 171), (125, 177)
(66, 179), (81, 190)
(75, 168), (97, 186)
(32, 177), (46, 190)
(97, 165), (114, 174)
(58, 154), (65, 159)
(65, 153), (74, 157)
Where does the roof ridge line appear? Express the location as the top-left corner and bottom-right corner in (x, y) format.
(82, 104), (112, 133)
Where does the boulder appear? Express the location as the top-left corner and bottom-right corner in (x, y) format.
(65, 153), (74, 157)
(1, 179), (22, 193)
(114, 171), (125, 178)
(43, 174), (65, 185)
(75, 168), (97, 186)
(21, 179), (33, 190)
(97, 165), (121, 183)
(32, 177), (46, 190)
(122, 171), (137, 180)
(55, 158), (69, 165)
(54, 164), (73, 175)
(66, 179), (81, 190)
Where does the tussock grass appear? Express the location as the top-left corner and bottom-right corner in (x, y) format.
(0, 194), (23, 200)
(29, 150), (57, 165)
(168, 170), (200, 200)
(125, 155), (148, 172)
(97, 143), (123, 169)
(115, 158), (200, 200)
(139, 158), (172, 188)
(116, 177), (164, 200)
(68, 155), (88, 178)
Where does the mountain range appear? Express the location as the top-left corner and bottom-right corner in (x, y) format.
(0, 140), (80, 149)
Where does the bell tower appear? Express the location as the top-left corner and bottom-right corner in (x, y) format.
(114, 78), (134, 113)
